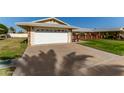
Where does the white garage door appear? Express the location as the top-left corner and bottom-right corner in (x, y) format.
(31, 32), (69, 45)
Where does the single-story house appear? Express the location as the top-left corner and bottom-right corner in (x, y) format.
(16, 17), (124, 46)
(16, 17), (78, 46)
(73, 28), (124, 41)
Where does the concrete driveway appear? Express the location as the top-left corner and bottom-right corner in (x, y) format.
(13, 43), (124, 76)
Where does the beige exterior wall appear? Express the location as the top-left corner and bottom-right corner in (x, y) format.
(68, 31), (72, 43)
(44, 21), (59, 24)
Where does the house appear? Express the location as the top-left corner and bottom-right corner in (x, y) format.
(16, 17), (124, 46)
(16, 17), (77, 46)
(73, 28), (124, 41)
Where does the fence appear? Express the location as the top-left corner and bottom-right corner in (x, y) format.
(8, 33), (28, 38)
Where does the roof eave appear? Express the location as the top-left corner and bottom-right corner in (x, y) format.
(16, 24), (77, 29)
(32, 17), (70, 26)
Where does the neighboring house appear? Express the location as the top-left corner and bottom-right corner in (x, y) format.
(73, 28), (124, 41)
(16, 17), (124, 46)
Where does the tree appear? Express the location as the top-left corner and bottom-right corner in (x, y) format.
(9, 26), (16, 33)
(0, 24), (8, 34)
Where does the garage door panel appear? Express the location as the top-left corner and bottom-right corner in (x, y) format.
(31, 32), (68, 45)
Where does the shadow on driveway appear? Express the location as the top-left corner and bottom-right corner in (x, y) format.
(13, 49), (124, 76)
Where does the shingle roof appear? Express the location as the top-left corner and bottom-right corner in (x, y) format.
(73, 28), (122, 32)
(32, 17), (70, 26)
(16, 22), (78, 29)
(73, 28), (93, 32)
(93, 28), (122, 32)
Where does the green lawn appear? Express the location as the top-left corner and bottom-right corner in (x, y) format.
(0, 38), (27, 76)
(0, 67), (15, 76)
(0, 38), (27, 60)
(79, 39), (124, 56)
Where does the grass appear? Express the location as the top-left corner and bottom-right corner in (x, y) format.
(0, 38), (27, 76)
(0, 67), (15, 76)
(79, 39), (124, 56)
(0, 38), (27, 60)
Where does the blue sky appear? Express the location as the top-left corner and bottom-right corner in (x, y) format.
(0, 17), (124, 32)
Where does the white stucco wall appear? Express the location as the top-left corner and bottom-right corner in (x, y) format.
(9, 33), (28, 38)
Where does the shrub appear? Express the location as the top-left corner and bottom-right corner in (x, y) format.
(0, 24), (8, 34)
